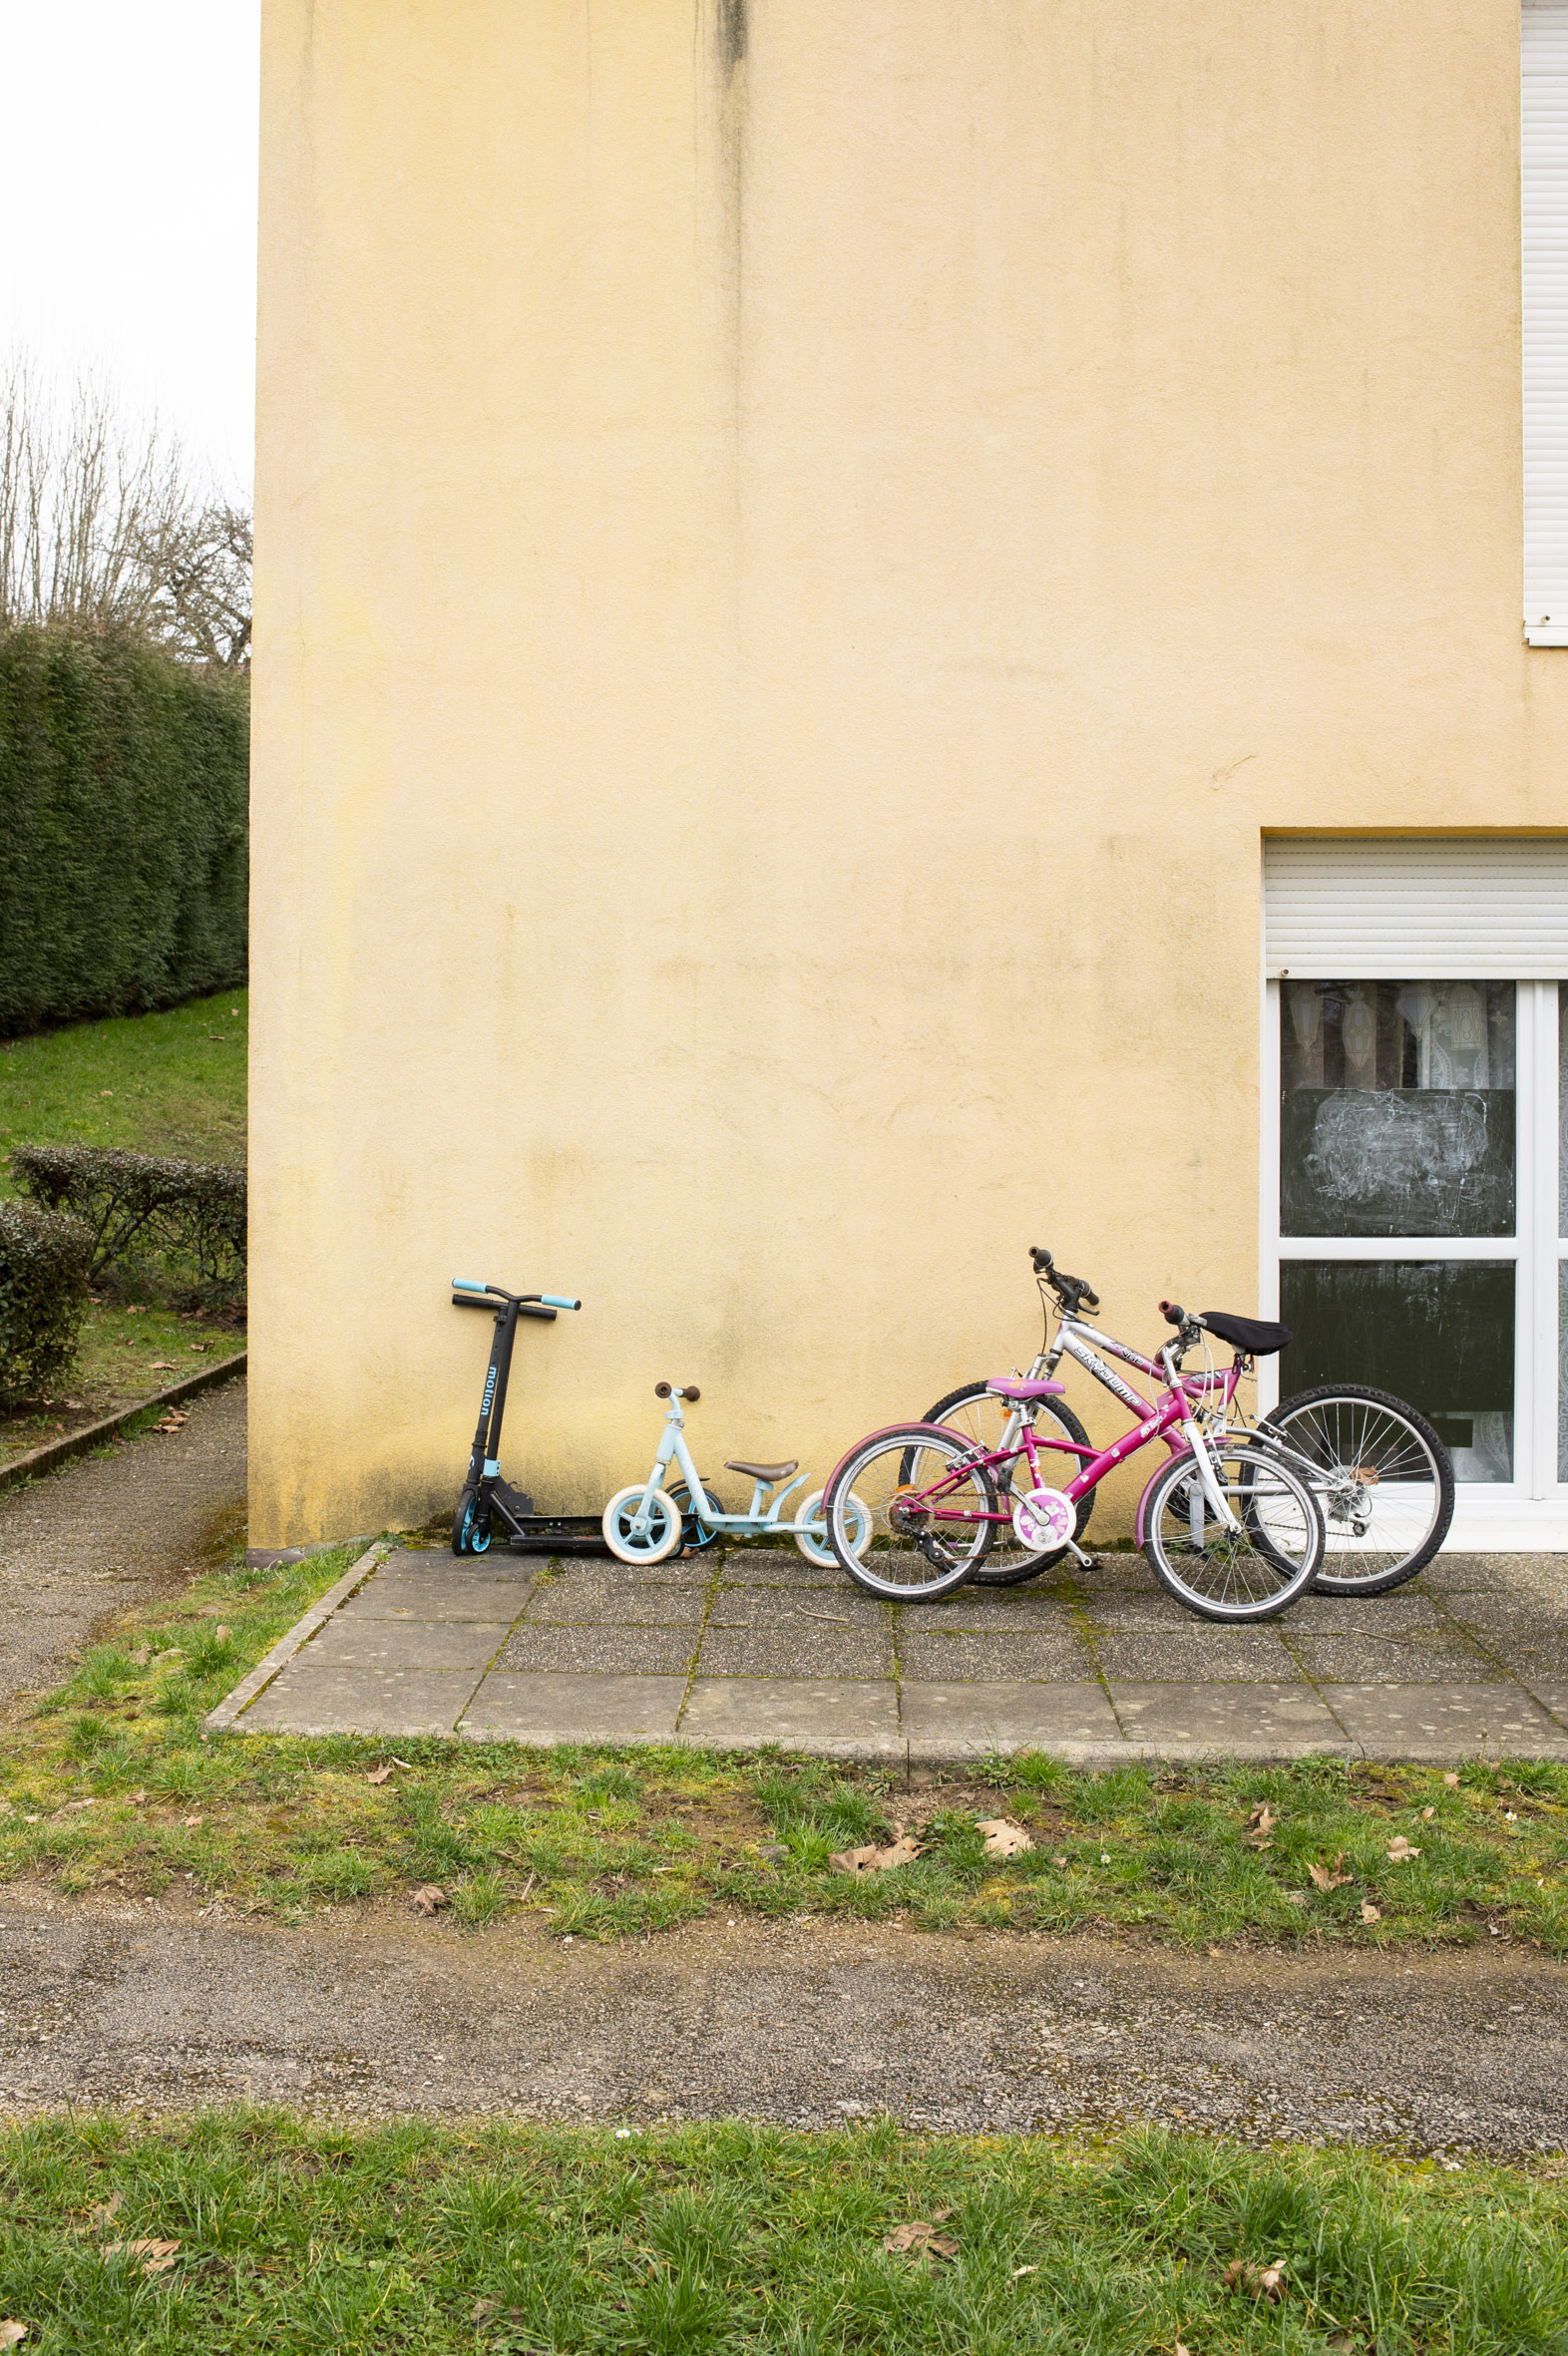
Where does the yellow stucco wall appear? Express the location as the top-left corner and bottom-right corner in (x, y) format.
(251, 0), (1568, 1545)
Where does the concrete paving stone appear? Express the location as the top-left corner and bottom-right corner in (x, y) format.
(1272, 1592), (1448, 1633)
(523, 1577), (709, 1627)
(679, 1678), (903, 1757)
(340, 1573), (534, 1623)
(1074, 1590), (1217, 1632)
(237, 1661), (479, 1735)
(1064, 1554), (1163, 1593)
(1109, 1681), (1348, 1759)
(706, 1584), (887, 1630)
(1285, 1635), (1505, 1686)
(1416, 1554), (1527, 1594)
(461, 1673), (686, 1744)
(892, 1592), (1080, 1634)
(712, 1548), (842, 1588)
(1526, 1682), (1568, 1729)
(492, 1625), (698, 1676)
(897, 1631), (1098, 1683)
(696, 1627), (892, 1680)
(1437, 1597), (1568, 1644)
(1089, 1631), (1297, 1683)
(900, 1681), (1125, 1761)
(1318, 1683), (1568, 1762)
(305, 1618), (513, 1673)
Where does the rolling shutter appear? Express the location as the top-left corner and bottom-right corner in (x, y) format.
(1264, 839), (1568, 977)
(1524, 2), (1568, 642)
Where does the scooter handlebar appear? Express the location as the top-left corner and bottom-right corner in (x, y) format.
(541, 1295), (582, 1311)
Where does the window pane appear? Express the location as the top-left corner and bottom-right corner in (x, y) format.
(1559, 983), (1568, 1239)
(1281, 982), (1515, 1238)
(1280, 1261), (1514, 1484)
(1560, 1262), (1568, 1482)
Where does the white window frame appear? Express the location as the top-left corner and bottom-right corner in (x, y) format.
(1259, 977), (1567, 1548)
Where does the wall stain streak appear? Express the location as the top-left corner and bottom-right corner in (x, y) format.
(717, 0), (746, 73)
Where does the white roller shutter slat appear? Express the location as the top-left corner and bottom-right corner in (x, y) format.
(1264, 839), (1568, 977)
(1524, 3), (1568, 641)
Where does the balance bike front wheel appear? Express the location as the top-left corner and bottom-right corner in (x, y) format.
(796, 1487), (871, 1567)
(601, 1485), (685, 1565)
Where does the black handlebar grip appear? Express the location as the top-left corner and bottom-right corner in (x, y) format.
(452, 1292), (496, 1309)
(1029, 1245), (1054, 1273)
(1160, 1301), (1184, 1328)
(655, 1381), (671, 1397)
(518, 1303), (557, 1320)
(1081, 1285), (1101, 1310)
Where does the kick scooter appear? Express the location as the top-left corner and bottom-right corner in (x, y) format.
(601, 1380), (871, 1568)
(449, 1278), (601, 1555)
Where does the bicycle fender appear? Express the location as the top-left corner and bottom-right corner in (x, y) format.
(819, 1420), (966, 1503)
(1133, 1443), (1194, 1548)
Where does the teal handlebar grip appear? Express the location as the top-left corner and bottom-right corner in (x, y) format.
(542, 1294), (582, 1310)
(452, 1279), (488, 1294)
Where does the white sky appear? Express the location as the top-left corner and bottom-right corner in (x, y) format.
(0, 1), (260, 491)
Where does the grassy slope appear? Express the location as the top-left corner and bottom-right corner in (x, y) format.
(8, 1543), (1567, 1950)
(0, 987), (247, 1179)
(0, 2113), (1562, 2354)
(0, 990), (247, 1459)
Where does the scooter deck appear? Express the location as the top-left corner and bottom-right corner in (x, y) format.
(504, 1514), (612, 1556)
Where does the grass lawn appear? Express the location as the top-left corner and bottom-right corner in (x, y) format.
(0, 2111), (1561, 2354)
(4, 1542), (1566, 1951)
(0, 990), (247, 1464)
(0, 989), (247, 1178)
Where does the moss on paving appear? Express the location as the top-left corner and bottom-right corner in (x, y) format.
(0, 1542), (1564, 1951)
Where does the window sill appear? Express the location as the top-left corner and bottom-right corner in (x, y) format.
(1524, 621), (1568, 645)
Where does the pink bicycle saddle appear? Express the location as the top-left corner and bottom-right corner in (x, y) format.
(985, 1376), (1067, 1399)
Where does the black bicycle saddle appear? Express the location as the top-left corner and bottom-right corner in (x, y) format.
(1200, 1312), (1292, 1357)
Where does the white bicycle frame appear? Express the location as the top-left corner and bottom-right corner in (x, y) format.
(625, 1389), (826, 1543)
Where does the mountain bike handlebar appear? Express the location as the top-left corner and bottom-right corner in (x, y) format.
(1029, 1245), (1100, 1313)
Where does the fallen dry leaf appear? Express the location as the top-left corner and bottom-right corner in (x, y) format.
(182, 1815), (204, 1829)
(1421, 1805), (1435, 1820)
(149, 1363), (176, 1373)
(1386, 1836), (1420, 1862)
(89, 2191), (124, 2229)
(829, 1837), (921, 1876)
(1361, 1900), (1381, 1924)
(365, 1765), (395, 1785)
(1010, 2263), (1038, 2279)
(0, 2323), (26, 2347)
(976, 1817), (1033, 1858)
(1284, 1891), (1307, 1906)
(102, 2239), (181, 2277)
(410, 1883), (448, 1915)
(1443, 1771), (1460, 1787)
(1223, 2258), (1287, 2302)
(1309, 1854), (1354, 1891)
(882, 2220), (959, 2259)
(129, 1790), (146, 1804)
(213, 1626), (230, 1643)
(1247, 1801), (1277, 1847)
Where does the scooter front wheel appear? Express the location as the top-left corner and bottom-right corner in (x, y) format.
(452, 1488), (492, 1556)
(601, 1484), (685, 1565)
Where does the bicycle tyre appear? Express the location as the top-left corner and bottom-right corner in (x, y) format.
(1260, 1382), (1454, 1595)
(825, 1423), (998, 1601)
(1142, 1436), (1323, 1621)
(918, 1381), (1096, 1584)
(666, 1479), (725, 1553)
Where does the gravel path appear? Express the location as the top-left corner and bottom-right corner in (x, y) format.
(0, 1894), (1561, 2160)
(0, 1379), (246, 1709)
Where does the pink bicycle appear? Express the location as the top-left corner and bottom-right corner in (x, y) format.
(820, 1255), (1326, 1619)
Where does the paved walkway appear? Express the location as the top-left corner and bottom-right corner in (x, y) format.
(0, 1379), (246, 1709)
(221, 1538), (1568, 1763)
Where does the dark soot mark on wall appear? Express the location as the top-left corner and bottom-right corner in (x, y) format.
(718, 0), (746, 73)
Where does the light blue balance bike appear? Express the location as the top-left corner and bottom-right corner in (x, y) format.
(601, 1382), (872, 1568)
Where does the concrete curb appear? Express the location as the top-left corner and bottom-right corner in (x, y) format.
(0, 1350), (247, 1495)
(201, 1538), (394, 1735)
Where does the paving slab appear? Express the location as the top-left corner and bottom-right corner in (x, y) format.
(1286, 1634), (1503, 1685)
(893, 1593), (1080, 1633)
(706, 1584), (887, 1630)
(696, 1628), (892, 1679)
(1075, 1590), (1220, 1631)
(1091, 1631), (1295, 1682)
(1109, 1681), (1348, 1759)
(678, 1678), (903, 1758)
(524, 1578), (708, 1627)
(1318, 1683), (1568, 1762)
(897, 1630), (1097, 1681)
(340, 1573), (534, 1622)
(236, 1661), (481, 1735)
(492, 1626), (698, 1676)
(713, 1549), (840, 1588)
(900, 1681), (1124, 1762)
(461, 1673), (686, 1744)
(306, 1617), (512, 1673)
(1274, 1593), (1448, 1632)
(1523, 1680), (1568, 1727)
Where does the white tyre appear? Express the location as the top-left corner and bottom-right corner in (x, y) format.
(601, 1484), (684, 1565)
(795, 1488), (871, 1567)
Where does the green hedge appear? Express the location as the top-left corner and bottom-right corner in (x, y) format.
(0, 626), (247, 1037)
(0, 1198), (91, 1405)
(10, 1145), (245, 1293)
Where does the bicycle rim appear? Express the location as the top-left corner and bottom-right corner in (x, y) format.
(1145, 1440), (1322, 1619)
(828, 1426), (996, 1601)
(1263, 1389), (1451, 1593)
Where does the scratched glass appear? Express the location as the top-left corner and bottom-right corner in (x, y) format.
(1280, 982), (1515, 1239)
